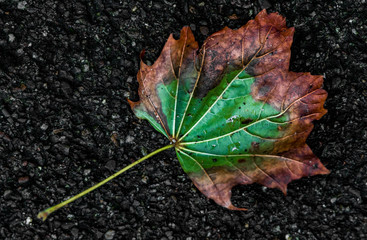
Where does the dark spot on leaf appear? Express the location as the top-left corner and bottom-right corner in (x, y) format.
(238, 159), (246, 163)
(241, 118), (252, 125)
(212, 158), (217, 162)
(251, 141), (260, 149)
(259, 85), (271, 97)
(309, 84), (313, 90)
(239, 107), (241, 109)
(197, 135), (201, 139)
(313, 163), (318, 169)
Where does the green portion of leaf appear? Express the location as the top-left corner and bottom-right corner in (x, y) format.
(156, 68), (289, 158)
(178, 70), (254, 140)
(156, 79), (177, 135)
(133, 105), (168, 138)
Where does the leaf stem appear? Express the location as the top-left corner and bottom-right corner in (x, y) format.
(37, 144), (174, 221)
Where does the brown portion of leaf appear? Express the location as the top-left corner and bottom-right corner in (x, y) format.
(188, 144), (329, 209)
(251, 71), (328, 153)
(195, 9), (294, 98)
(188, 167), (248, 210)
(128, 27), (198, 135)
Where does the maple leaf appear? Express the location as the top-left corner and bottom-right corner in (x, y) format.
(129, 10), (329, 210)
(37, 10), (330, 221)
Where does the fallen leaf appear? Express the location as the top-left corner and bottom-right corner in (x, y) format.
(129, 9), (329, 210)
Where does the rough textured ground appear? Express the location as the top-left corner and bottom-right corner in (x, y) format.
(1, 0), (366, 239)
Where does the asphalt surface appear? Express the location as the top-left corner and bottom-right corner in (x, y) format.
(0, 0), (366, 239)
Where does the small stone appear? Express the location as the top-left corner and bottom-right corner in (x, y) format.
(125, 135), (134, 143)
(82, 64), (89, 72)
(132, 200), (140, 207)
(123, 91), (130, 98)
(60, 145), (70, 155)
(17, 1), (27, 10)
(111, 113), (120, 119)
(8, 34), (15, 42)
(18, 176), (29, 184)
(61, 222), (74, 230)
(200, 26), (209, 35)
(96, 231), (103, 239)
(2, 109), (10, 117)
(166, 231), (173, 239)
(25, 217), (32, 225)
(71, 228), (79, 238)
(258, 0), (271, 9)
(189, 24), (196, 31)
(105, 160), (116, 171)
(272, 225), (281, 233)
(40, 123), (49, 131)
(104, 230), (115, 240)
(83, 169), (91, 176)
(3, 190), (12, 199)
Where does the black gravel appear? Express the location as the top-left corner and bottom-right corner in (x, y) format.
(1, 0), (366, 239)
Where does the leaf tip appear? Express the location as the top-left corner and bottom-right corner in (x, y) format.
(127, 98), (139, 110)
(227, 204), (248, 211)
(314, 163), (330, 175)
(139, 49), (149, 68)
(256, 9), (287, 31)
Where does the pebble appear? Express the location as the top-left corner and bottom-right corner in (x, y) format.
(258, 0), (271, 9)
(61, 222), (74, 230)
(83, 169), (91, 175)
(60, 145), (70, 155)
(82, 64), (89, 72)
(40, 123), (49, 131)
(189, 24), (196, 31)
(125, 135), (134, 143)
(17, 1), (27, 10)
(25, 217), (32, 225)
(8, 34), (15, 42)
(199, 26), (209, 35)
(3, 190), (12, 199)
(18, 176), (29, 184)
(71, 228), (79, 238)
(104, 230), (115, 240)
(105, 160), (116, 170)
(2, 109), (10, 117)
